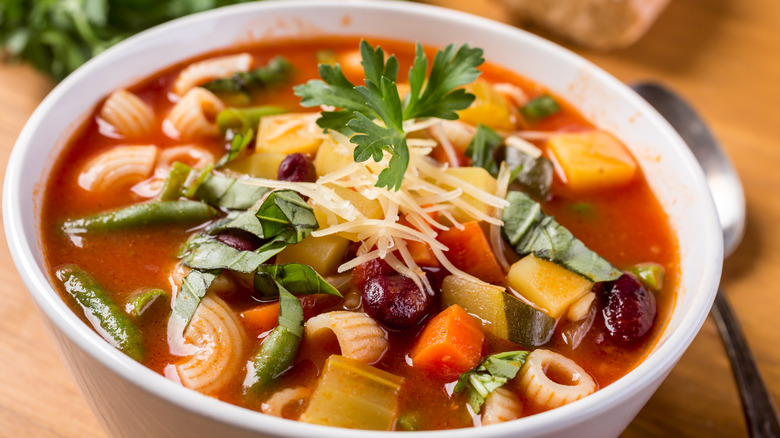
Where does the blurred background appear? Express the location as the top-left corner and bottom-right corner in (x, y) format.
(1, 0), (778, 436)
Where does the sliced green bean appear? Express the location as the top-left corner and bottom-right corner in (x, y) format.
(124, 288), (168, 318)
(216, 105), (286, 134)
(55, 265), (144, 362)
(244, 288), (303, 394)
(62, 200), (218, 234)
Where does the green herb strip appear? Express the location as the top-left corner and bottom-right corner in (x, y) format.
(454, 350), (529, 413)
(502, 191), (621, 282)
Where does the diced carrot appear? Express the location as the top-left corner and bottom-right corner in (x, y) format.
(406, 240), (440, 268)
(410, 304), (485, 379)
(437, 221), (505, 285)
(241, 303), (280, 335)
(430, 143), (471, 167)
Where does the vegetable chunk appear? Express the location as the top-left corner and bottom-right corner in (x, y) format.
(274, 234), (350, 276)
(256, 113), (323, 155)
(437, 221), (504, 284)
(443, 166), (498, 223)
(410, 304), (485, 379)
(507, 254), (594, 318)
(548, 131), (637, 192)
(441, 275), (556, 348)
(223, 152), (286, 179)
(300, 355), (404, 430)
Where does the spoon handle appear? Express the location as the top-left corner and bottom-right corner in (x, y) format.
(711, 289), (780, 437)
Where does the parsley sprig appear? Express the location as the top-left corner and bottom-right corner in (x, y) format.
(294, 40), (484, 191)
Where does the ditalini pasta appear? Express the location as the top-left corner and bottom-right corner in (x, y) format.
(99, 89), (155, 139)
(176, 294), (246, 395)
(43, 37), (677, 431)
(166, 87), (225, 140)
(77, 145), (158, 192)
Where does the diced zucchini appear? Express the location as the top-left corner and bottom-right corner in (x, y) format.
(300, 355), (404, 430)
(222, 152), (286, 179)
(547, 130), (638, 192)
(441, 275), (555, 348)
(457, 80), (515, 131)
(274, 234), (350, 276)
(256, 113), (323, 155)
(507, 254), (593, 319)
(443, 167), (498, 223)
(313, 136), (354, 176)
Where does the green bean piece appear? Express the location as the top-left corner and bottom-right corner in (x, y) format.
(216, 105), (287, 133)
(627, 262), (665, 292)
(245, 288), (303, 394)
(62, 200), (218, 234)
(125, 288), (168, 318)
(55, 265), (145, 362)
(521, 95), (560, 120)
(158, 162), (193, 201)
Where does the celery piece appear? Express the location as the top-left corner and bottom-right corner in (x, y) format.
(300, 355), (404, 430)
(627, 262), (665, 292)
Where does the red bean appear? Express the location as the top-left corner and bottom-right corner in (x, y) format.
(277, 153), (317, 183)
(362, 274), (433, 331)
(601, 273), (656, 346)
(216, 230), (260, 251)
(352, 257), (395, 291)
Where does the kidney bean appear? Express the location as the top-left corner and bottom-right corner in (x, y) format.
(277, 153), (317, 183)
(352, 257), (395, 291)
(601, 273), (656, 346)
(362, 274), (434, 331)
(216, 230), (260, 251)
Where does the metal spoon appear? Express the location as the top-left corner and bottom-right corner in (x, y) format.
(632, 82), (780, 437)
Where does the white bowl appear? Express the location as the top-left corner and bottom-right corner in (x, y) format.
(3, 1), (722, 437)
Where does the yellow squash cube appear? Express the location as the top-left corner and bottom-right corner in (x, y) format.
(314, 136), (354, 177)
(457, 80), (515, 131)
(507, 254), (594, 318)
(547, 130), (638, 193)
(311, 184), (384, 241)
(256, 113), (323, 155)
(274, 234), (350, 276)
(222, 152), (285, 179)
(443, 167), (498, 223)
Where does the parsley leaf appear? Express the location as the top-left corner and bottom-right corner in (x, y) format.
(294, 40), (484, 191)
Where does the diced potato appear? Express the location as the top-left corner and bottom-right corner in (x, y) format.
(507, 254), (594, 319)
(443, 166), (498, 223)
(457, 80), (515, 131)
(547, 130), (638, 193)
(314, 136), (354, 176)
(222, 152), (285, 179)
(274, 234), (350, 276)
(300, 355), (403, 430)
(311, 184), (384, 241)
(256, 113), (323, 155)
(441, 275), (555, 348)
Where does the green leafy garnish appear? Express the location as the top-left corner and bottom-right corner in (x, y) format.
(294, 40), (484, 191)
(202, 56), (293, 95)
(502, 191), (621, 282)
(255, 190), (319, 243)
(521, 95), (560, 120)
(172, 269), (220, 324)
(466, 124), (504, 175)
(194, 173), (268, 210)
(216, 129), (253, 168)
(253, 263), (342, 300)
(454, 350), (529, 413)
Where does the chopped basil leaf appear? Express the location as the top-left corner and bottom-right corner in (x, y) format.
(502, 191), (621, 282)
(454, 350), (529, 413)
(216, 128), (253, 168)
(206, 210), (266, 239)
(521, 95), (560, 120)
(172, 269), (220, 324)
(253, 263), (343, 300)
(465, 124), (503, 175)
(194, 173), (268, 210)
(255, 189), (318, 244)
(503, 146), (554, 200)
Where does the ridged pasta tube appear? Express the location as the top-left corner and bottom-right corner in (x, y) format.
(157, 145), (215, 170)
(176, 294), (246, 395)
(172, 53), (253, 96)
(261, 386), (312, 418)
(166, 88), (225, 140)
(304, 311), (388, 364)
(481, 387), (523, 426)
(78, 145), (158, 192)
(518, 349), (596, 410)
(99, 89), (156, 138)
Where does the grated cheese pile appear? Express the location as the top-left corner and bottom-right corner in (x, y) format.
(241, 113), (510, 293)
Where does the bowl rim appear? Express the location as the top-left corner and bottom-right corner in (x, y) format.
(3, 0), (723, 436)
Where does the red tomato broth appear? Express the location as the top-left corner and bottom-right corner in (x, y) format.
(39, 35), (678, 430)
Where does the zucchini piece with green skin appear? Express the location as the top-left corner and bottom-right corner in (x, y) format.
(55, 265), (145, 362)
(627, 262), (665, 292)
(244, 288), (303, 393)
(62, 200), (218, 234)
(441, 275), (555, 348)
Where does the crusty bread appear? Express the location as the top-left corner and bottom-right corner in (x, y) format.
(507, 0), (670, 50)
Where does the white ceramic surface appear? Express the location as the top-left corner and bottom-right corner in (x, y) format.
(3, 1), (723, 437)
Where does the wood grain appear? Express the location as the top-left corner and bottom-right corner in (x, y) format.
(1, 0), (778, 436)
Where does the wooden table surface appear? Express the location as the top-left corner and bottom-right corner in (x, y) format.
(1, 0), (778, 436)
